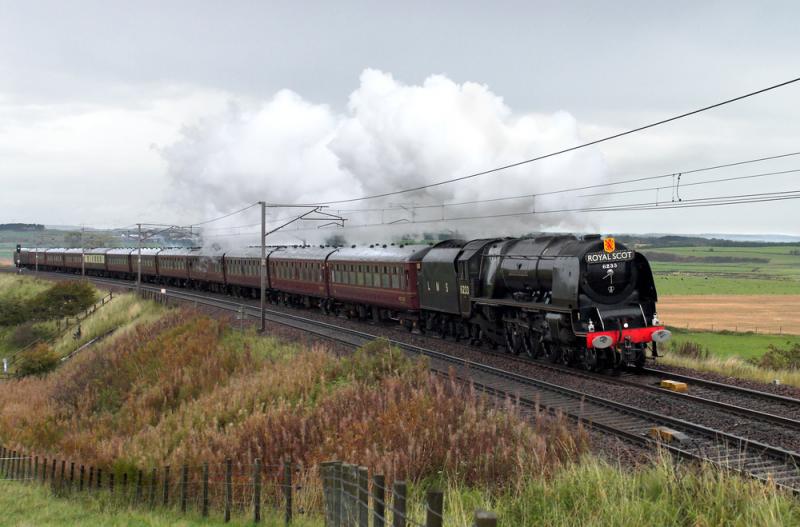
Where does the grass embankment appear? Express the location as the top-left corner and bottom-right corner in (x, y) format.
(0, 274), (163, 377)
(0, 311), (797, 524)
(0, 310), (582, 486)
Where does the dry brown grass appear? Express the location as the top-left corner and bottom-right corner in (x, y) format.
(0, 310), (586, 493)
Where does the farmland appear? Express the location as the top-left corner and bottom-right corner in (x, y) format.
(644, 244), (800, 296)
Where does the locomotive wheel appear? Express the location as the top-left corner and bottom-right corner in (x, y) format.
(504, 328), (516, 354)
(544, 342), (561, 363)
(523, 333), (543, 360)
(582, 347), (599, 371)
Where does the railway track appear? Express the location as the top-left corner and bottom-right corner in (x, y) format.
(8, 268), (800, 492)
(474, 349), (800, 430)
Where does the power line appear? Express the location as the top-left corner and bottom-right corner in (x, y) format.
(199, 189), (800, 236)
(190, 202), (260, 227)
(268, 76), (800, 207)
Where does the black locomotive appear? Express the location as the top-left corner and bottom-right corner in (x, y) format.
(418, 234), (669, 370)
(16, 234), (669, 371)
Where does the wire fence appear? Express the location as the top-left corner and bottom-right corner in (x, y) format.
(670, 322), (797, 336)
(0, 446), (499, 525)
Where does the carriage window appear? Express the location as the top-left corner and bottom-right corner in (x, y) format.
(391, 267), (400, 289)
(382, 271), (390, 288)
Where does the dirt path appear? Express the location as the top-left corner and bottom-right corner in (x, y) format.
(658, 295), (800, 335)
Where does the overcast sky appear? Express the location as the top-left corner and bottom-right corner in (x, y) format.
(1, 0), (798, 241)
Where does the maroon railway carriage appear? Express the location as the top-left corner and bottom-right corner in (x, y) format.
(188, 247), (225, 291)
(84, 248), (111, 275)
(157, 248), (192, 285)
(45, 248), (66, 270)
(224, 247), (272, 296)
(269, 247), (338, 305)
(64, 248), (83, 270)
(31, 248), (48, 269)
(327, 244), (431, 324)
(135, 248), (162, 279)
(107, 248), (133, 277)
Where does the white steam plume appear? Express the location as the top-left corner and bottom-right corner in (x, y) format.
(160, 69), (608, 248)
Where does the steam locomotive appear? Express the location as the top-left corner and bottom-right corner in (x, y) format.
(15, 234), (670, 370)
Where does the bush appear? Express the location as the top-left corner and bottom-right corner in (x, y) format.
(8, 322), (57, 349)
(0, 298), (31, 326)
(0, 280), (97, 327)
(669, 340), (709, 360)
(15, 343), (60, 378)
(749, 343), (800, 370)
(28, 281), (97, 320)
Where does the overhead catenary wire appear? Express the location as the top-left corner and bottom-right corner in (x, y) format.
(327, 151), (800, 213)
(264, 76), (800, 206)
(197, 163), (800, 237)
(197, 189), (800, 237)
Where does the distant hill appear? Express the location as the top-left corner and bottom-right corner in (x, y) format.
(617, 234), (800, 248)
(0, 224), (44, 232)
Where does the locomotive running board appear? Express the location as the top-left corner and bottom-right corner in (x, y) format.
(471, 297), (572, 313)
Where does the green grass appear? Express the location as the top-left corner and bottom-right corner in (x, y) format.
(655, 275), (800, 295)
(0, 481), (320, 526)
(0, 274), (52, 303)
(3, 457), (798, 527)
(51, 293), (165, 359)
(420, 456), (800, 526)
(646, 245), (800, 295)
(664, 328), (800, 360)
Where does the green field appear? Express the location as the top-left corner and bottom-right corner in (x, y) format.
(665, 327), (800, 360)
(644, 245), (800, 295)
(0, 482), (307, 527)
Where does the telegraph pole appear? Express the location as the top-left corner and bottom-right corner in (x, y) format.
(260, 201), (266, 332)
(137, 223), (142, 296)
(80, 226), (85, 280)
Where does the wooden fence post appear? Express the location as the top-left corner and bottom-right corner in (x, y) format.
(373, 474), (386, 527)
(333, 462), (342, 527)
(79, 465), (85, 492)
(181, 464), (189, 514)
(225, 458), (233, 523)
(284, 458), (293, 526)
(88, 466), (94, 490)
(358, 466), (368, 527)
(69, 462), (75, 490)
(50, 459), (56, 489)
(473, 510), (498, 527)
(339, 463), (349, 526)
(149, 468), (157, 509)
(0, 447), (5, 477)
(136, 470), (143, 503)
(162, 465), (170, 507)
(34, 456), (39, 483)
(202, 462), (209, 518)
(425, 489), (443, 527)
(392, 481), (407, 527)
(347, 463), (356, 526)
(10, 450), (16, 479)
(60, 460), (66, 489)
(96, 468), (102, 490)
(110, 472), (115, 495)
(122, 472), (128, 500)
(253, 458), (262, 523)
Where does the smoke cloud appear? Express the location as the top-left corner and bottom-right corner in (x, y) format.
(160, 69), (608, 247)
